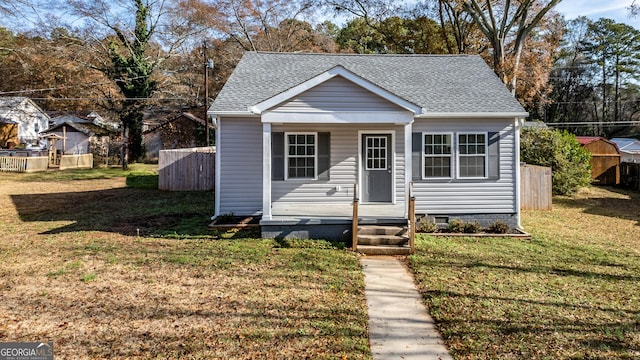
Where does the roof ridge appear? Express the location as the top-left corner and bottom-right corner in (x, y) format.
(248, 51), (478, 58)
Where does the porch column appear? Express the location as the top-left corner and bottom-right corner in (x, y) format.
(514, 118), (522, 229)
(213, 118), (221, 217)
(262, 123), (272, 220)
(404, 123), (412, 218)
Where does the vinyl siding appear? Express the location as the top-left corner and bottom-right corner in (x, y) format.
(412, 119), (516, 214)
(272, 124), (406, 206)
(218, 117), (263, 215)
(50, 130), (90, 154)
(273, 76), (402, 112)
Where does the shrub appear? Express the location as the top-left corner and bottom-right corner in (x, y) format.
(487, 220), (510, 234)
(447, 219), (466, 233)
(520, 127), (591, 195)
(416, 217), (438, 233)
(463, 221), (482, 233)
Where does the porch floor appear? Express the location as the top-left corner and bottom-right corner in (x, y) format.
(263, 202), (406, 225)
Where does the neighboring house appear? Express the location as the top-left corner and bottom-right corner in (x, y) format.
(143, 112), (209, 160)
(521, 120), (548, 129)
(610, 137), (640, 163)
(49, 111), (118, 130)
(209, 52), (528, 240)
(610, 137), (640, 190)
(0, 97), (50, 148)
(576, 137), (621, 185)
(41, 115), (114, 154)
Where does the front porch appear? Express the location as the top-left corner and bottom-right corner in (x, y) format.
(262, 202), (406, 240)
(261, 191), (416, 255)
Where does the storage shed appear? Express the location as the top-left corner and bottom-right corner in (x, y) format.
(576, 137), (620, 185)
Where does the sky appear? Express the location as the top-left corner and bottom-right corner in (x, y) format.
(554, 0), (639, 29)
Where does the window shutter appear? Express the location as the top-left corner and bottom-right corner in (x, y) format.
(412, 132), (422, 181)
(272, 132), (284, 181)
(488, 131), (500, 180)
(318, 132), (330, 181)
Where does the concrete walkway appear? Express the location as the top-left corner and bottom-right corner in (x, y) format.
(362, 256), (453, 360)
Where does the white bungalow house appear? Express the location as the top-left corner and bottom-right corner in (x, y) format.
(0, 97), (50, 148)
(209, 52), (528, 246)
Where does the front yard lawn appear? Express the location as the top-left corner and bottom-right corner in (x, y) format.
(0, 172), (370, 359)
(409, 186), (640, 359)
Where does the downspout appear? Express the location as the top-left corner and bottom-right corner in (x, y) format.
(515, 118), (522, 229)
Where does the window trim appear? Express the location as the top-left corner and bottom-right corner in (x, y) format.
(285, 132), (318, 180)
(422, 132), (453, 180)
(456, 132), (488, 179)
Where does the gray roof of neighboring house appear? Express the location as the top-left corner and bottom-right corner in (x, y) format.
(50, 115), (92, 125)
(610, 137), (640, 152)
(143, 112), (208, 134)
(522, 120), (548, 128)
(42, 121), (113, 137)
(210, 52), (527, 115)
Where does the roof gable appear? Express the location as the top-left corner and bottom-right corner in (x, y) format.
(576, 136), (620, 153)
(252, 66), (422, 115)
(0, 97), (49, 120)
(210, 52), (528, 118)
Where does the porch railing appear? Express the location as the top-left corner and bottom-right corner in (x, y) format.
(351, 183), (359, 252)
(408, 181), (416, 254)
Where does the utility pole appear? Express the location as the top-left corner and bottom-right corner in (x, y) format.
(203, 41), (214, 147)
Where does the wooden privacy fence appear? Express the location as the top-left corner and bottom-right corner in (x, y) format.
(159, 147), (215, 191)
(59, 154), (93, 170)
(520, 164), (552, 210)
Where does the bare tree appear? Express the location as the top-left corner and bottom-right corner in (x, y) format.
(461, 0), (562, 94)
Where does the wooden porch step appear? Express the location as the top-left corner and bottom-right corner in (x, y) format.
(357, 245), (411, 256)
(357, 234), (409, 246)
(356, 225), (410, 255)
(358, 225), (407, 236)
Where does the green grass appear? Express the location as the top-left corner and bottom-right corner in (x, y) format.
(0, 163), (158, 182)
(409, 186), (640, 359)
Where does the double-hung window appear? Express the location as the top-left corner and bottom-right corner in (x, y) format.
(423, 134), (452, 178)
(286, 133), (316, 179)
(458, 133), (487, 178)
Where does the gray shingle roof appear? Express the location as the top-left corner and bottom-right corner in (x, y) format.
(211, 52), (527, 115)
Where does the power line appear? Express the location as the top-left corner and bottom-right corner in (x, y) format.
(548, 121), (640, 127)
